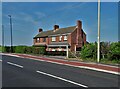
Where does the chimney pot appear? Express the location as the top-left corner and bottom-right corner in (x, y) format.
(54, 25), (59, 30)
(39, 28), (43, 33)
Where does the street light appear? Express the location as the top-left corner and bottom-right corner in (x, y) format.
(97, 0), (101, 63)
(8, 15), (13, 53)
(2, 25), (4, 53)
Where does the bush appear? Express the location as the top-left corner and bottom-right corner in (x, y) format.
(39, 47), (46, 54)
(25, 46), (33, 54)
(80, 43), (96, 59)
(4, 46), (11, 53)
(46, 51), (66, 56)
(15, 46), (27, 53)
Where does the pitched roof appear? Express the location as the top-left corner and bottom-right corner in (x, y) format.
(33, 26), (76, 38)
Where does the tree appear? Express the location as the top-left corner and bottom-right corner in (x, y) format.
(108, 42), (120, 60)
(100, 42), (110, 59)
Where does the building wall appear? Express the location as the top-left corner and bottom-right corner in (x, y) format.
(71, 29), (77, 51)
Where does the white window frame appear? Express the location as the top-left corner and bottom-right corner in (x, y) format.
(64, 35), (67, 41)
(52, 37), (56, 41)
(59, 36), (62, 41)
(37, 38), (40, 42)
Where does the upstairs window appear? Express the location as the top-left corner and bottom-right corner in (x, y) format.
(37, 38), (40, 42)
(52, 37), (56, 42)
(64, 35), (67, 41)
(43, 38), (46, 42)
(59, 36), (62, 41)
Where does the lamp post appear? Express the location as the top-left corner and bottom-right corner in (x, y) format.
(97, 0), (101, 63)
(2, 25), (4, 52)
(8, 15), (13, 53)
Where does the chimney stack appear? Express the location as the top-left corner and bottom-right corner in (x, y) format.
(76, 20), (82, 45)
(77, 20), (82, 29)
(54, 25), (59, 31)
(39, 28), (43, 33)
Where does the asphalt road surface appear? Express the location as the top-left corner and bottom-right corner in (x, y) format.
(2, 55), (120, 88)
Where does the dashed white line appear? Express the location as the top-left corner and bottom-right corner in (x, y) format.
(32, 58), (120, 75)
(7, 62), (23, 68)
(36, 70), (88, 88)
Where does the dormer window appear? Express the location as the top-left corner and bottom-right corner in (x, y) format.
(64, 35), (67, 41)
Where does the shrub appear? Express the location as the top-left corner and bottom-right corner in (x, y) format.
(25, 46), (33, 54)
(32, 47), (39, 54)
(80, 43), (96, 59)
(4, 46), (11, 53)
(39, 47), (46, 54)
(15, 46), (27, 53)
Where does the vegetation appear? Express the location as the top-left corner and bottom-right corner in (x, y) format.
(2, 41), (120, 64)
(80, 42), (120, 64)
(0, 46), (2, 52)
(3, 45), (46, 55)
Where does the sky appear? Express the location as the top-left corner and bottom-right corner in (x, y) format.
(1, 2), (118, 46)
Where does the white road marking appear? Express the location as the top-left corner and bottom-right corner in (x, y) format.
(3, 54), (119, 75)
(36, 70), (88, 88)
(32, 58), (119, 75)
(7, 62), (23, 68)
(0, 60), (2, 62)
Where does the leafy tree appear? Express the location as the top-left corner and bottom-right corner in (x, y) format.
(100, 42), (110, 59)
(108, 42), (120, 60)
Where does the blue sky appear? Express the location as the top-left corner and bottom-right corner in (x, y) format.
(2, 2), (118, 46)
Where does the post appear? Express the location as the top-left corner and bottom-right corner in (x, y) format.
(97, 0), (100, 63)
(74, 45), (76, 54)
(8, 15), (13, 53)
(66, 45), (69, 58)
(2, 25), (4, 52)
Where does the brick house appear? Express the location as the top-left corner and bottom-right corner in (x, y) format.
(33, 20), (86, 55)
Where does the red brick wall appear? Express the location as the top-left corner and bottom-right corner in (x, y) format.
(71, 29), (77, 51)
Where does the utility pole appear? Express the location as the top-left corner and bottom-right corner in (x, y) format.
(8, 15), (13, 53)
(97, 0), (101, 63)
(2, 25), (4, 53)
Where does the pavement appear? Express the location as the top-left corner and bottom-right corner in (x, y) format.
(2, 55), (120, 88)
(2, 53), (120, 75)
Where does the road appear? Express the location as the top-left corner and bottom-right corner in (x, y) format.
(2, 55), (119, 88)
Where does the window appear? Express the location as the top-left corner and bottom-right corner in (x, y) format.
(37, 38), (40, 42)
(52, 37), (56, 41)
(59, 36), (62, 41)
(43, 38), (46, 42)
(64, 35), (67, 41)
